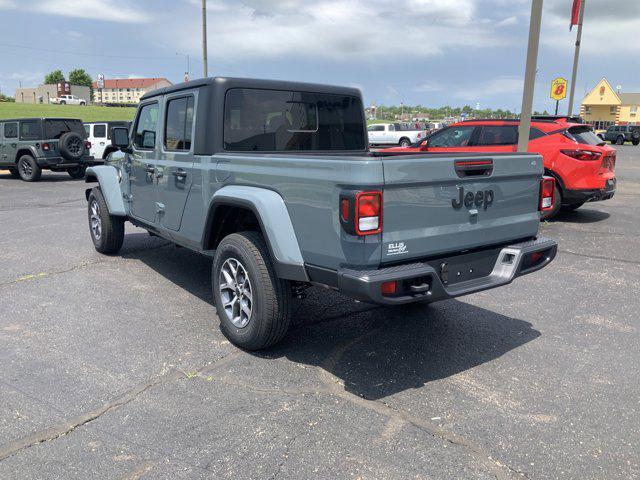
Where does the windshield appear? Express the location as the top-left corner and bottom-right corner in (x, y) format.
(566, 126), (604, 146)
(224, 88), (366, 151)
(44, 119), (86, 139)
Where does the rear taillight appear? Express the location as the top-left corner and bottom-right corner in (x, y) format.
(339, 190), (383, 236)
(560, 149), (601, 161)
(42, 142), (50, 151)
(601, 153), (616, 172)
(539, 177), (556, 212)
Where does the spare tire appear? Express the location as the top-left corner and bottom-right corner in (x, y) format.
(59, 132), (85, 161)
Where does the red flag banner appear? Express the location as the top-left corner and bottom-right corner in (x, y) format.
(570, 0), (581, 30)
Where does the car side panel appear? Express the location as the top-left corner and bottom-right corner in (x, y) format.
(85, 165), (127, 216)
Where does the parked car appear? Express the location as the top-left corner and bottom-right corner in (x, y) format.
(85, 77), (556, 350)
(50, 94), (87, 106)
(603, 125), (640, 145)
(84, 121), (131, 159)
(0, 117), (95, 181)
(385, 117), (616, 218)
(367, 122), (425, 147)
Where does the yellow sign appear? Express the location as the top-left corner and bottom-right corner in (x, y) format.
(550, 77), (568, 101)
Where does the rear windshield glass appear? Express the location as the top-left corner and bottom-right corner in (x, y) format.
(44, 119), (86, 139)
(566, 126), (603, 146)
(224, 88), (366, 151)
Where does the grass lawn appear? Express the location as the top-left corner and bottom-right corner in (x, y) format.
(0, 102), (136, 122)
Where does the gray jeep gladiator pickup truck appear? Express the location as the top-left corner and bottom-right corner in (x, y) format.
(85, 77), (557, 350)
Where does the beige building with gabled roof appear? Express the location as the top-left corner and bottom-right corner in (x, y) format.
(580, 77), (640, 129)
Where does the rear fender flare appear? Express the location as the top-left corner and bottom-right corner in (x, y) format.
(84, 165), (126, 216)
(15, 146), (38, 162)
(204, 186), (308, 282)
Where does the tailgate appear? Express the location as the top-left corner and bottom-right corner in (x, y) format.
(381, 153), (542, 264)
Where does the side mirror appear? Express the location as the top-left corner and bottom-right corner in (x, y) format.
(420, 140), (429, 151)
(111, 127), (130, 150)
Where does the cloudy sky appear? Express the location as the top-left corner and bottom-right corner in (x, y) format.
(0, 0), (638, 111)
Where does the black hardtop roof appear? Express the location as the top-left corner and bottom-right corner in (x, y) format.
(140, 76), (363, 101)
(0, 117), (83, 123)
(83, 120), (130, 125)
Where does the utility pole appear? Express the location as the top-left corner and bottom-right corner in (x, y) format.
(202, 0), (208, 77)
(517, 0), (543, 152)
(567, 0), (585, 116)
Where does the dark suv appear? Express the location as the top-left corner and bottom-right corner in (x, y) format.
(604, 125), (640, 145)
(0, 118), (95, 181)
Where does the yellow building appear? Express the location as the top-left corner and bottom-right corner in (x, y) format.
(580, 78), (640, 130)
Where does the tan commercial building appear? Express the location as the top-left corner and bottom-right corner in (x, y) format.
(580, 78), (640, 130)
(15, 84), (90, 104)
(92, 78), (172, 105)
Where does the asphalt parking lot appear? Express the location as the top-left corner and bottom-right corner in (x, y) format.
(1, 147), (639, 480)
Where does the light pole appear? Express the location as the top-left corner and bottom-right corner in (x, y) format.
(176, 52), (190, 81)
(517, 0), (543, 152)
(567, 0), (586, 116)
(202, 0), (208, 77)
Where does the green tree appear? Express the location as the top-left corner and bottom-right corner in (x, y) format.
(68, 69), (92, 87)
(44, 70), (65, 84)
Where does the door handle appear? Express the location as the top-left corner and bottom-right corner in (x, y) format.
(145, 165), (156, 174)
(173, 169), (187, 179)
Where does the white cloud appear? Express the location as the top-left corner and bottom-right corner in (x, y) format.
(541, 0), (640, 56)
(167, 0), (507, 62)
(453, 76), (523, 101)
(30, 0), (150, 23)
(496, 16), (517, 27)
(0, 71), (44, 84)
(412, 81), (445, 93)
(0, 0), (16, 8)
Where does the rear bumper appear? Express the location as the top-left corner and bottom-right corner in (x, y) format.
(335, 237), (557, 305)
(563, 177), (616, 204)
(37, 155), (97, 168)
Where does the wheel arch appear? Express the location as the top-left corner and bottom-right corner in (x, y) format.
(15, 146), (38, 163)
(84, 165), (127, 216)
(202, 186), (308, 282)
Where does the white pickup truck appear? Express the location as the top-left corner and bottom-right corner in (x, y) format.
(50, 94), (87, 106)
(367, 122), (425, 147)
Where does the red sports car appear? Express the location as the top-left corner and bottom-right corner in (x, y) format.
(385, 117), (616, 218)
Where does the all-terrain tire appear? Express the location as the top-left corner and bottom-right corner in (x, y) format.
(87, 187), (125, 254)
(17, 154), (42, 182)
(615, 136), (625, 145)
(67, 166), (87, 179)
(212, 231), (291, 350)
(399, 137), (411, 147)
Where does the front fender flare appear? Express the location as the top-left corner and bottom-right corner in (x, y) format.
(84, 165), (126, 216)
(206, 186), (308, 282)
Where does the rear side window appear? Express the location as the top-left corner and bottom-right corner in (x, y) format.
(4, 122), (17, 138)
(223, 88), (366, 152)
(20, 121), (41, 140)
(478, 126), (517, 146)
(368, 124), (385, 132)
(566, 126), (603, 146)
(44, 120), (85, 139)
(164, 96), (195, 151)
(428, 126), (475, 147)
(529, 127), (546, 140)
(93, 124), (107, 138)
(133, 102), (159, 149)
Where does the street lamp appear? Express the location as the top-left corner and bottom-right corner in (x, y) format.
(176, 52), (190, 82)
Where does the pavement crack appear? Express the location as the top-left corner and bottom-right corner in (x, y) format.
(318, 330), (528, 480)
(0, 351), (240, 462)
(558, 248), (640, 266)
